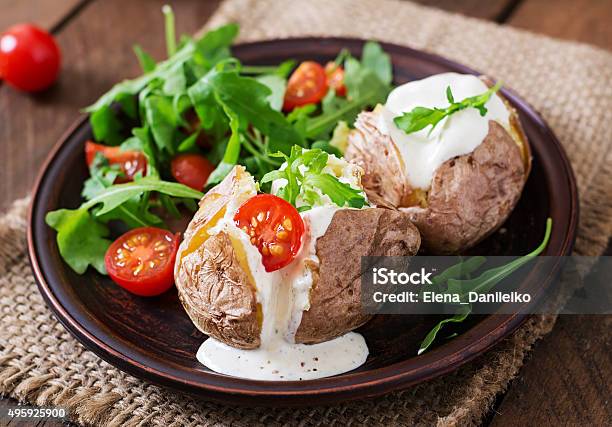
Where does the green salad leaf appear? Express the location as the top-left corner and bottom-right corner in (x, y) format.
(81, 177), (203, 216)
(361, 41), (392, 85)
(46, 209), (112, 275)
(417, 218), (552, 355)
(261, 146), (367, 209)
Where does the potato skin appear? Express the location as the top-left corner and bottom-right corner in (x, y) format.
(402, 120), (526, 253)
(174, 167), (261, 349)
(346, 93), (530, 254)
(176, 232), (261, 349)
(295, 208), (421, 344)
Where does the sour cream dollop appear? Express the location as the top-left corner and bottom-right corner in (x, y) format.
(378, 72), (510, 189)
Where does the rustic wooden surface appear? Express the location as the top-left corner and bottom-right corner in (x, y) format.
(0, 0), (610, 425)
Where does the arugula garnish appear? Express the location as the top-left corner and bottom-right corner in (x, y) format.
(417, 218), (552, 355)
(394, 81), (502, 136)
(261, 146), (367, 210)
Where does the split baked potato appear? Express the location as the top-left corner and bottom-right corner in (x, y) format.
(345, 77), (531, 254)
(174, 166), (421, 349)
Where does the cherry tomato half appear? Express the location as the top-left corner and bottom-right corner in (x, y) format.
(105, 227), (180, 296)
(283, 61), (328, 111)
(0, 24), (61, 92)
(170, 154), (215, 190)
(85, 141), (147, 183)
(234, 194), (305, 272)
(325, 62), (347, 97)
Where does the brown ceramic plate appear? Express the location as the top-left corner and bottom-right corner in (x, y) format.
(28, 38), (578, 406)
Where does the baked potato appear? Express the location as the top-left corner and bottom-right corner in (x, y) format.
(345, 74), (531, 254)
(174, 166), (421, 349)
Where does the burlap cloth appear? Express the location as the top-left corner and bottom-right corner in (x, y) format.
(1, 0), (611, 425)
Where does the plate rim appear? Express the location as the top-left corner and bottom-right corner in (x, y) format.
(27, 36), (579, 405)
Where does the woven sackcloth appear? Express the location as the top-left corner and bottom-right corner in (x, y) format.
(1, 0), (611, 425)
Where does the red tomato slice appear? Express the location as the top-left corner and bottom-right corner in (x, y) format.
(0, 24), (61, 92)
(325, 62), (347, 97)
(85, 141), (147, 183)
(283, 61), (328, 111)
(170, 154), (215, 190)
(233, 194), (305, 272)
(105, 227), (180, 296)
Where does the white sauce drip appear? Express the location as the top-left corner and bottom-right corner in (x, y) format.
(379, 72), (510, 189)
(197, 199), (369, 380)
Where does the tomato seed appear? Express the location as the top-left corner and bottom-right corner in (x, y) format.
(269, 244), (283, 256)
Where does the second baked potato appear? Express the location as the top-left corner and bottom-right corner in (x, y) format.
(346, 73), (531, 253)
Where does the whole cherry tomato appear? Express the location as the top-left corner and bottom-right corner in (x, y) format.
(0, 24), (61, 92)
(283, 61), (328, 111)
(105, 227), (180, 296)
(233, 194), (305, 272)
(170, 154), (215, 190)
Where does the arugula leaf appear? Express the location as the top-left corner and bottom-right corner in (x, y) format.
(193, 23), (239, 70)
(81, 177), (204, 216)
(417, 218), (552, 354)
(143, 95), (180, 155)
(206, 71), (303, 151)
(394, 81), (502, 135)
(133, 45), (156, 73)
(177, 131), (200, 153)
(81, 153), (120, 200)
(417, 307), (470, 355)
(90, 105), (123, 146)
(46, 209), (112, 275)
(96, 198), (163, 229)
(187, 70), (227, 132)
(130, 126), (160, 178)
(261, 146), (367, 209)
(303, 173), (367, 208)
(162, 61), (187, 95)
(240, 59), (295, 77)
(287, 104), (317, 138)
(81, 152), (163, 229)
(256, 74), (287, 111)
(448, 218), (553, 298)
(361, 41), (392, 85)
(206, 104), (241, 185)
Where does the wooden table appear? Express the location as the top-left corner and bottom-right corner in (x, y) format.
(0, 1), (610, 426)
